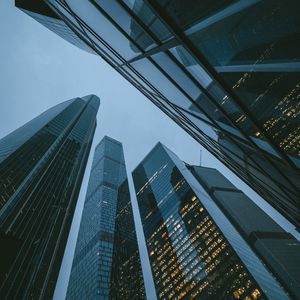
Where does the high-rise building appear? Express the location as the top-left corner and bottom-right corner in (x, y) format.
(66, 136), (145, 300)
(0, 95), (100, 299)
(132, 142), (290, 300)
(15, 1), (300, 229)
(15, 0), (94, 54)
(190, 166), (300, 299)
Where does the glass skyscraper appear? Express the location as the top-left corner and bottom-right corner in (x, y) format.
(132, 142), (290, 300)
(190, 166), (300, 299)
(66, 136), (145, 300)
(15, 0), (94, 54)
(0, 95), (100, 299)
(16, 1), (300, 229)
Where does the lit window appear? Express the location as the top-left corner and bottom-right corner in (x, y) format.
(251, 289), (261, 299)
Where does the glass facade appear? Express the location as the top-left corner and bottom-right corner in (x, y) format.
(110, 179), (146, 299)
(66, 136), (145, 300)
(191, 166), (300, 299)
(0, 95), (100, 299)
(18, 0), (300, 229)
(15, 0), (95, 54)
(132, 143), (289, 300)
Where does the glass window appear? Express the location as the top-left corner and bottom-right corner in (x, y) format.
(122, 0), (173, 42)
(68, 1), (141, 60)
(184, 2), (300, 67)
(97, 0), (157, 52)
(131, 57), (194, 110)
(170, 45), (212, 88)
(222, 71), (300, 158)
(152, 52), (201, 100)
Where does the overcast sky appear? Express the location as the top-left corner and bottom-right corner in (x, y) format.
(1, 1), (299, 299)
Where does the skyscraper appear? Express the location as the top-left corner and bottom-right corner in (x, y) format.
(0, 95), (100, 299)
(15, 1), (300, 229)
(15, 0), (94, 54)
(66, 136), (145, 299)
(190, 166), (300, 299)
(132, 142), (289, 300)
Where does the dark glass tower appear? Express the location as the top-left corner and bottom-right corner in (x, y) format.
(15, 0), (94, 54)
(0, 95), (100, 299)
(190, 166), (300, 299)
(16, 1), (300, 229)
(132, 143), (289, 300)
(66, 136), (145, 300)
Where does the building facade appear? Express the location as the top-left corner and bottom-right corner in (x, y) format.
(16, 0), (300, 229)
(191, 166), (300, 299)
(0, 95), (99, 299)
(15, 0), (94, 54)
(66, 136), (145, 300)
(132, 143), (290, 300)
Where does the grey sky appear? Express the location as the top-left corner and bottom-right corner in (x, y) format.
(1, 1), (299, 299)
